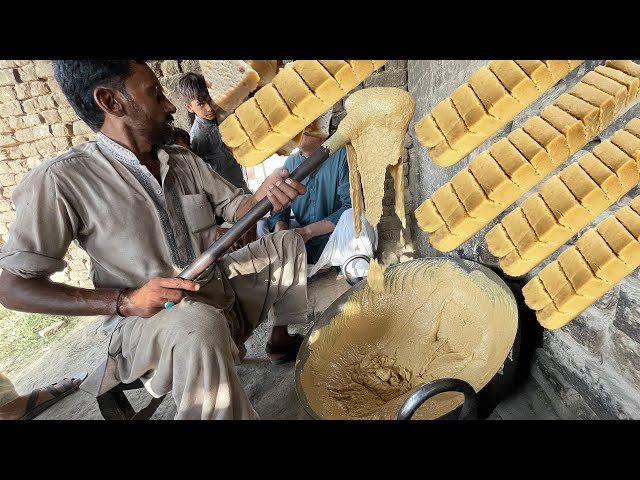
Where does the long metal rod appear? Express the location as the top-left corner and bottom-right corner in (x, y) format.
(178, 132), (348, 281)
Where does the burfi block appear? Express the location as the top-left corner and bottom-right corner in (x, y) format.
(451, 169), (504, 219)
(292, 60), (344, 104)
(429, 224), (463, 252)
(489, 60), (540, 103)
(272, 67), (326, 121)
(232, 139), (270, 167)
(468, 66), (523, 121)
(554, 93), (601, 139)
(605, 60), (640, 95)
(539, 261), (593, 312)
(507, 128), (555, 175)
(234, 97), (287, 151)
(577, 153), (625, 200)
(429, 140), (465, 167)
(488, 138), (540, 189)
(346, 61), (375, 81)
(450, 83), (503, 135)
(502, 208), (555, 260)
(218, 114), (249, 148)
(592, 141), (639, 190)
(568, 82), (615, 130)
(415, 198), (445, 233)
(595, 65), (639, 106)
(415, 114), (445, 148)
(431, 182), (485, 235)
(253, 83), (307, 135)
(581, 71), (627, 117)
(536, 302), (583, 330)
(501, 248), (536, 277)
(319, 60), (360, 92)
(467, 151), (524, 204)
(575, 229), (632, 283)
(625, 118), (640, 139)
(610, 130), (640, 164)
(515, 60), (554, 90)
(521, 193), (573, 243)
(538, 176), (593, 230)
(540, 105), (587, 154)
(521, 116), (570, 166)
(558, 162), (610, 214)
(523, 276), (554, 310)
(557, 246), (610, 298)
(431, 98), (483, 152)
(615, 205), (640, 241)
(542, 61), (571, 82)
(486, 223), (516, 258)
(595, 216), (640, 266)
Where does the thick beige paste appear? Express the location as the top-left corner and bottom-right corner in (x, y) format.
(367, 259), (385, 293)
(300, 260), (517, 420)
(337, 87), (415, 235)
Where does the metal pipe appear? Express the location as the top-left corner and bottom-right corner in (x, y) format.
(178, 132), (348, 281)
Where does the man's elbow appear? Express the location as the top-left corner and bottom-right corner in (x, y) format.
(0, 281), (13, 310)
(0, 271), (20, 310)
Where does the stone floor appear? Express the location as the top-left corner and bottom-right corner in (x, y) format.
(11, 268), (560, 420)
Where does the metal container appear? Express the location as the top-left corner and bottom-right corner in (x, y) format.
(295, 257), (524, 420)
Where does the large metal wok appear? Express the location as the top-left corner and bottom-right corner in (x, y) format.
(294, 257), (523, 420)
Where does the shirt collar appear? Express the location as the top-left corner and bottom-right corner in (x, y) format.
(194, 115), (216, 126)
(96, 132), (170, 169)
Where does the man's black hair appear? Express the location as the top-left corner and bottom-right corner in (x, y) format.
(177, 72), (210, 103)
(52, 60), (147, 132)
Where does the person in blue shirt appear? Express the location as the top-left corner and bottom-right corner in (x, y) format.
(260, 110), (377, 274)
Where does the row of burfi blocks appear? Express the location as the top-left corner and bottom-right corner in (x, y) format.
(219, 60), (385, 166)
(522, 196), (640, 329)
(415, 60), (583, 167)
(486, 118), (640, 276)
(415, 60), (640, 252)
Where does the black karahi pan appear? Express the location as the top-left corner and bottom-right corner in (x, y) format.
(295, 257), (524, 420)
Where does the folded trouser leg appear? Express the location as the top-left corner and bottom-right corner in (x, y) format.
(109, 299), (259, 420)
(220, 230), (308, 330)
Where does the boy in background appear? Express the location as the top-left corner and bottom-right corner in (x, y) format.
(177, 72), (251, 194)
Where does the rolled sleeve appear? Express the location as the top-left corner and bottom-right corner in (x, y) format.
(0, 166), (76, 278)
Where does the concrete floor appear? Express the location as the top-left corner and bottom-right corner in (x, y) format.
(11, 269), (560, 420)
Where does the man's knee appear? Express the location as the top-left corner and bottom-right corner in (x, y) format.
(163, 299), (230, 348)
(272, 229), (305, 252)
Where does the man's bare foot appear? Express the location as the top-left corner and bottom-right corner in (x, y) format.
(266, 325), (304, 365)
(0, 373), (86, 420)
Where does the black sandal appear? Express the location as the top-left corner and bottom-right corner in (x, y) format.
(265, 333), (304, 365)
(19, 371), (87, 420)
